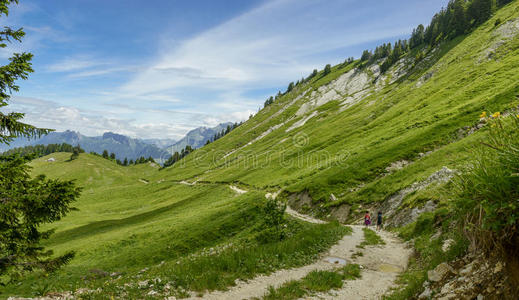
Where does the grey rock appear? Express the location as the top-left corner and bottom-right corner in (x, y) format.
(418, 287), (432, 299)
(428, 262), (455, 282)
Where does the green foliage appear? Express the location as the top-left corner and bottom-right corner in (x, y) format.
(256, 198), (287, 244)
(386, 210), (468, 300)
(1, 143), (83, 158)
(0, 154), (81, 284)
(0, 0), (50, 144)
(323, 64), (332, 76)
(264, 96), (274, 108)
(163, 145), (193, 168)
(453, 115), (519, 254)
(287, 82), (295, 93)
(0, 1), (82, 285)
(69, 146), (81, 161)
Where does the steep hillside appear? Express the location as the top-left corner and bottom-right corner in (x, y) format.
(3, 2), (519, 299)
(164, 2), (519, 224)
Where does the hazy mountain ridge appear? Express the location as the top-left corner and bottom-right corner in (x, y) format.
(164, 122), (234, 153)
(0, 123), (234, 160)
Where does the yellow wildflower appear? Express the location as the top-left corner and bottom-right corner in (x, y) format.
(492, 112), (501, 118)
(516, 114), (519, 118)
(480, 111), (487, 118)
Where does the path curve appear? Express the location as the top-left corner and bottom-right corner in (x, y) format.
(229, 185), (248, 194)
(285, 206), (327, 224)
(188, 201), (411, 300)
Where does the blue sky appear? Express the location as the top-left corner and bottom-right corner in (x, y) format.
(1, 0), (448, 139)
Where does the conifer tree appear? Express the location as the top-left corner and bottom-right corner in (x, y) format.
(452, 0), (468, 35)
(0, 0), (81, 282)
(323, 64), (332, 76)
(287, 82), (294, 93)
(69, 147), (80, 161)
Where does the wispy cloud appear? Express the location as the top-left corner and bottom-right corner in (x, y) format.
(46, 55), (106, 72)
(121, 0), (419, 97)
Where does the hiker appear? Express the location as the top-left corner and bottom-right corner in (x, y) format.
(364, 211), (371, 227)
(377, 211), (383, 230)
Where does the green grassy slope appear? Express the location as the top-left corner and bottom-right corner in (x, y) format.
(2, 153), (348, 297)
(163, 2), (519, 207)
(3, 2), (519, 298)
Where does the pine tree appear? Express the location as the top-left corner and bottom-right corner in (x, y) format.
(110, 152), (116, 160)
(287, 82), (294, 93)
(102, 150), (109, 159)
(452, 0), (467, 35)
(123, 158), (128, 166)
(0, 1), (81, 282)
(69, 147), (80, 161)
(323, 64), (332, 76)
(360, 50), (372, 62)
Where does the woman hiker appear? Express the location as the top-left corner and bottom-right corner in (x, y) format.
(364, 211), (371, 227)
(377, 211), (383, 230)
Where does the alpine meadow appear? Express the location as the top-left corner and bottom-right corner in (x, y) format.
(1, 0), (519, 299)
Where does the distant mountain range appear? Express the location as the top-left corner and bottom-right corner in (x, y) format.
(0, 123), (233, 161)
(164, 122), (233, 154)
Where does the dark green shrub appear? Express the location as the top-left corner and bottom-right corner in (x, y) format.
(256, 198), (287, 243)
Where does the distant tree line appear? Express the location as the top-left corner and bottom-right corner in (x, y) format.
(259, 0), (511, 114)
(93, 149), (155, 166)
(360, 0), (510, 73)
(1, 143), (84, 159)
(205, 122), (242, 145)
(162, 145), (193, 168)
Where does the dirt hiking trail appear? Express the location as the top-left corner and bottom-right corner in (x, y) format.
(188, 201), (411, 300)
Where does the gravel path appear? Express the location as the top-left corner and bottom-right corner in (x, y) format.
(181, 188), (411, 300)
(186, 225), (363, 300)
(187, 201), (411, 300)
(310, 227), (412, 300)
(229, 185), (248, 194)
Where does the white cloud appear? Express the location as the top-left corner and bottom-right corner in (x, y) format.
(120, 0), (416, 97)
(4, 96), (245, 139)
(46, 55), (106, 72)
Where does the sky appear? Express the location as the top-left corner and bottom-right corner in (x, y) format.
(1, 0), (449, 140)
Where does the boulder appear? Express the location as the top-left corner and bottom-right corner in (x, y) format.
(428, 262), (455, 282)
(418, 287), (432, 299)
